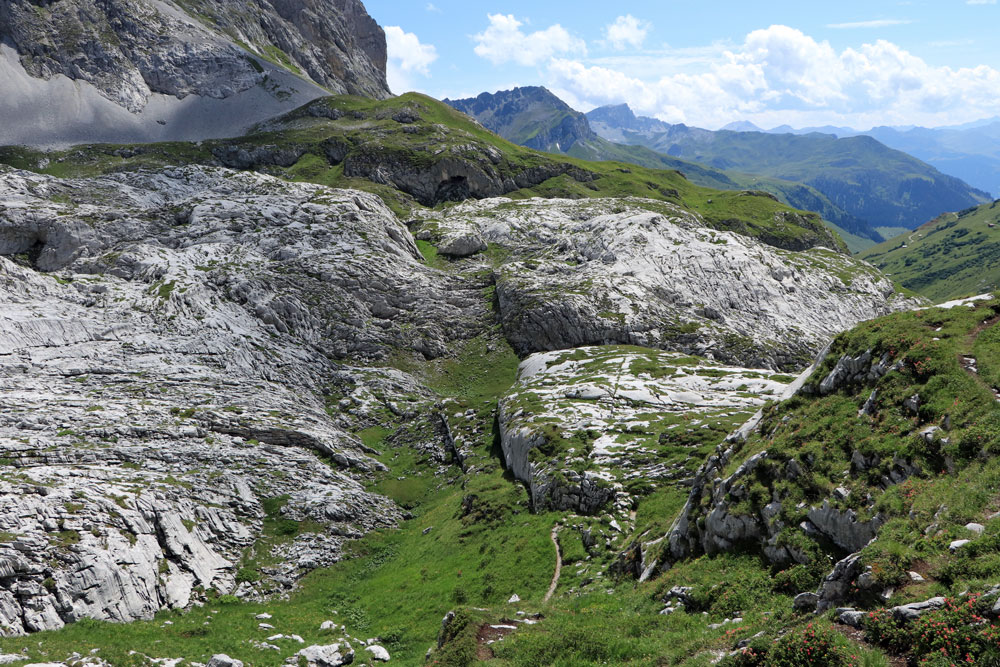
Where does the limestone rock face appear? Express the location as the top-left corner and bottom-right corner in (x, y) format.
(813, 349), (895, 395)
(498, 345), (797, 518)
(806, 501), (883, 553)
(439, 233), (487, 258)
(0, 0), (389, 146)
(340, 141), (595, 208)
(0, 165), (500, 633)
(662, 338), (919, 572)
(0, 165), (484, 361)
(424, 197), (915, 370)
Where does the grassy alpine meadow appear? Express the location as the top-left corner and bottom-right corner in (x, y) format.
(0, 368), (815, 666)
(861, 203), (1000, 301)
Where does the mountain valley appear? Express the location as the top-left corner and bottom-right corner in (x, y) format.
(446, 88), (992, 253)
(2, 2), (1000, 667)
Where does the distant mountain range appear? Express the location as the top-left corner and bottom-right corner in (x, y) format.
(445, 88), (881, 247)
(586, 103), (991, 235)
(723, 118), (1000, 197)
(443, 87), (751, 188)
(446, 88), (990, 251)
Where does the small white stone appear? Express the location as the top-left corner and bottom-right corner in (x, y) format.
(365, 645), (391, 662)
(950, 539), (971, 552)
(965, 522), (985, 535)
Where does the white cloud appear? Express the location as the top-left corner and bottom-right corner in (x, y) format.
(384, 26), (438, 94)
(542, 25), (1000, 129)
(967, 0), (996, 4)
(827, 19), (913, 28)
(425, 3), (441, 12)
(473, 14), (586, 66)
(603, 15), (650, 51)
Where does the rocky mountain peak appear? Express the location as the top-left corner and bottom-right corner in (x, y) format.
(0, 0), (390, 146)
(586, 103), (640, 129)
(445, 86), (597, 153)
(586, 102), (669, 135)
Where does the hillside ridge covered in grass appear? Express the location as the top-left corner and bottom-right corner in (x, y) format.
(861, 201), (1000, 301)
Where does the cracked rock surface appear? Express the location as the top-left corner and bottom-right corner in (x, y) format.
(498, 345), (796, 518)
(0, 0), (389, 146)
(423, 197), (914, 370)
(0, 165), (495, 634)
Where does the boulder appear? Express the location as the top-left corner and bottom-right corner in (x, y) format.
(207, 656), (243, 667)
(837, 609), (866, 628)
(365, 645), (391, 662)
(439, 233), (487, 257)
(816, 552), (866, 612)
(892, 597), (947, 622)
(793, 592), (819, 611)
(296, 644), (355, 667)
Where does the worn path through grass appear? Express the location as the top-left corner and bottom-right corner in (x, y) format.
(543, 527), (561, 604)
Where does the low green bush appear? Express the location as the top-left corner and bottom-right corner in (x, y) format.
(767, 623), (859, 666)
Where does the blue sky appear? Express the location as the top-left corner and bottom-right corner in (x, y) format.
(362, 0), (1000, 130)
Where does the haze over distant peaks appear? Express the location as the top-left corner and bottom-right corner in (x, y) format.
(721, 121), (765, 132)
(586, 100), (990, 232)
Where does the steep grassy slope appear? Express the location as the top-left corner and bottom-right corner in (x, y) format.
(0, 92), (847, 253)
(861, 202), (1000, 301)
(650, 296), (1000, 666)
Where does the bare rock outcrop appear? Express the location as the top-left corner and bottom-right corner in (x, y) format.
(423, 197), (916, 370)
(0, 165), (493, 633)
(0, 0), (389, 146)
(498, 346), (797, 518)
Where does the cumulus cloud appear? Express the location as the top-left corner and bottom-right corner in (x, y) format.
(473, 14), (586, 66)
(604, 15), (650, 50)
(385, 26), (438, 94)
(543, 25), (1000, 129)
